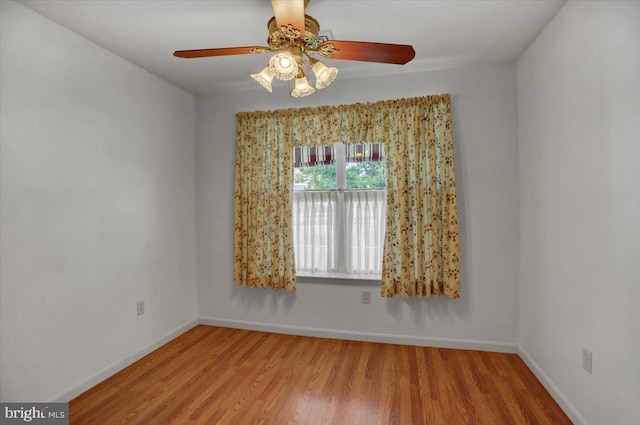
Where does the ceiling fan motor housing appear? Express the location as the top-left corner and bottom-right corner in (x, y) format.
(267, 15), (321, 50)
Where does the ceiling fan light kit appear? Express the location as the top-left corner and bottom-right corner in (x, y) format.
(174, 0), (415, 98)
(268, 48), (299, 81)
(309, 56), (338, 89)
(288, 70), (316, 98)
(250, 66), (275, 93)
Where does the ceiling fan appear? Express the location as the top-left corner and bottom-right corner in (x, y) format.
(173, 0), (415, 97)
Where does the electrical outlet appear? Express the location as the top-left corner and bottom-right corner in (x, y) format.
(582, 348), (592, 374)
(361, 290), (371, 304)
(137, 300), (145, 316)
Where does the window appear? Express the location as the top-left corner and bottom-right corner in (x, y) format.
(292, 143), (386, 278)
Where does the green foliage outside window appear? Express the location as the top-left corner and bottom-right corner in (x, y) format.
(294, 162), (386, 190)
(346, 162), (386, 189)
(294, 164), (337, 189)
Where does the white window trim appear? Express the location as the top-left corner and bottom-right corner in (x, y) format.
(296, 271), (381, 281)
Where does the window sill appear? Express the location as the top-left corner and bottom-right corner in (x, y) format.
(296, 272), (381, 284)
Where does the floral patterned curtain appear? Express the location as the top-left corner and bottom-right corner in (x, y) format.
(234, 113), (296, 291)
(234, 94), (460, 298)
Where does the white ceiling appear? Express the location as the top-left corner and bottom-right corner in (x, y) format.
(18, 0), (565, 96)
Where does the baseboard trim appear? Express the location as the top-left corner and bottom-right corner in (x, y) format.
(44, 315), (586, 423)
(48, 318), (199, 402)
(198, 316), (517, 353)
(517, 345), (587, 425)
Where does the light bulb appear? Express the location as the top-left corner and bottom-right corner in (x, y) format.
(269, 51), (298, 81)
(279, 56), (291, 68)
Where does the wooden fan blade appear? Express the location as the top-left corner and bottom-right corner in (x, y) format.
(173, 46), (269, 59)
(271, 0), (305, 36)
(317, 41), (415, 65)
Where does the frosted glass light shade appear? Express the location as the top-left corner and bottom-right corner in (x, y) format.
(310, 58), (338, 89)
(269, 52), (298, 81)
(251, 66), (275, 92)
(289, 75), (315, 98)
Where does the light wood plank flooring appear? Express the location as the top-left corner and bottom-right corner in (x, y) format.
(70, 325), (572, 424)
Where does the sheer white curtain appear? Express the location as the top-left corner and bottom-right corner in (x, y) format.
(292, 191), (337, 273)
(292, 189), (386, 275)
(344, 190), (386, 275)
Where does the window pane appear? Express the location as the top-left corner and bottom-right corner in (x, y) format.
(346, 162), (386, 189)
(346, 143), (384, 163)
(292, 142), (385, 277)
(294, 164), (337, 190)
(344, 190), (386, 275)
(292, 191), (338, 273)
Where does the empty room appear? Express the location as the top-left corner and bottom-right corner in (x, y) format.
(1, 1), (638, 424)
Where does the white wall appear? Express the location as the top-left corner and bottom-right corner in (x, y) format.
(517, 2), (640, 424)
(0, 1), (198, 402)
(197, 63), (520, 348)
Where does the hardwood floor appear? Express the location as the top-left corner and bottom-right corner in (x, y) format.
(70, 325), (572, 424)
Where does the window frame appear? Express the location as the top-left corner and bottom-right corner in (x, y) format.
(293, 142), (386, 281)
